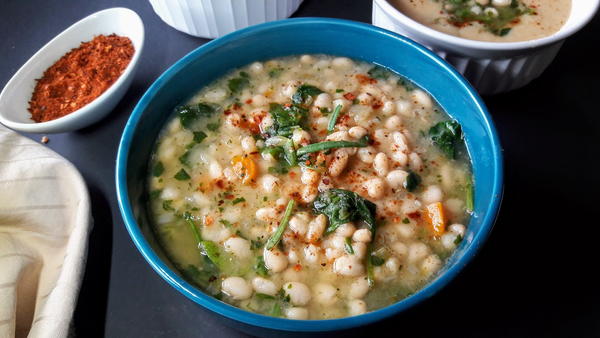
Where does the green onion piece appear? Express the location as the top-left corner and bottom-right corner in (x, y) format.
(184, 212), (202, 243)
(265, 200), (295, 250)
(200, 240), (221, 267)
(466, 176), (474, 212)
(327, 104), (343, 133)
(296, 139), (367, 156)
(366, 240), (376, 288)
(344, 237), (354, 255)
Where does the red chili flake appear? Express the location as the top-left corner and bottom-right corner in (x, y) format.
(232, 103), (241, 110)
(289, 172), (297, 179)
(356, 74), (377, 85)
(284, 103), (292, 108)
(223, 109), (232, 115)
(322, 178), (330, 185)
(28, 34), (134, 122)
(343, 93), (356, 101)
(407, 211), (421, 219)
(372, 101), (383, 110)
(294, 264), (302, 272)
(215, 180), (225, 189)
(245, 99), (253, 104)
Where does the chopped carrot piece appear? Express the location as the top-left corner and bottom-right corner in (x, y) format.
(231, 155), (257, 184)
(423, 202), (446, 237)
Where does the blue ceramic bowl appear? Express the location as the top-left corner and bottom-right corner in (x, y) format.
(116, 18), (503, 334)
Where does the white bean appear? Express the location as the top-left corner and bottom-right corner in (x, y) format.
(385, 115), (402, 130)
(300, 54), (314, 64)
(304, 244), (320, 265)
(411, 89), (432, 108)
(365, 177), (386, 199)
(408, 242), (430, 263)
(391, 241), (408, 258)
(352, 229), (372, 243)
(381, 101), (396, 116)
(333, 255), (364, 276)
(408, 152), (423, 171)
(285, 307), (309, 320)
(301, 168), (320, 186)
(484, 7), (499, 16)
(259, 174), (279, 194)
(335, 223), (356, 238)
(255, 207), (278, 222)
(209, 161), (223, 179)
(282, 80), (301, 98)
(328, 149), (349, 177)
(391, 151), (408, 167)
(421, 254), (442, 277)
(292, 129), (311, 147)
(289, 213), (310, 236)
(313, 283), (338, 306)
(332, 94), (350, 107)
(241, 136), (257, 153)
(358, 146), (377, 164)
(264, 248), (288, 273)
(223, 237), (251, 259)
(332, 57), (354, 69)
(251, 277), (278, 296)
(395, 99), (412, 117)
(373, 153), (390, 177)
(386, 170), (409, 189)
(348, 126), (367, 139)
(251, 94), (268, 107)
(314, 93), (332, 110)
(249, 62), (264, 74)
(449, 223), (466, 237)
(492, 0), (511, 7)
(348, 299), (367, 316)
(307, 214), (327, 243)
(349, 276), (369, 299)
(422, 185), (443, 204)
(441, 232), (459, 250)
(392, 131), (409, 153)
(221, 277), (252, 300)
(283, 282), (312, 306)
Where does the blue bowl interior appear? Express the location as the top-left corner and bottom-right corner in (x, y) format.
(117, 18), (503, 332)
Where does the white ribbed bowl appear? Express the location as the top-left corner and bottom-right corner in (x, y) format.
(149, 0), (303, 39)
(372, 0), (599, 94)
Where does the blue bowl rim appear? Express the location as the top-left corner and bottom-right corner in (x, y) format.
(116, 17), (504, 332)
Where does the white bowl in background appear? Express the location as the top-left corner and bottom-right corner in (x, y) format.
(0, 7), (144, 134)
(372, 0), (600, 94)
(149, 0), (303, 39)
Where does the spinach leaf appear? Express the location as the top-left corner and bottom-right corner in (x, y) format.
(206, 121), (220, 132)
(177, 103), (216, 129)
(228, 72), (250, 93)
(404, 171), (421, 192)
(313, 189), (376, 234)
(266, 103), (307, 137)
(429, 120), (463, 159)
(367, 65), (390, 80)
(292, 84), (323, 105)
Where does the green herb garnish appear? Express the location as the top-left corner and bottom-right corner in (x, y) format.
(232, 197), (246, 205)
(404, 171), (421, 192)
(344, 237), (355, 255)
(228, 72), (250, 93)
(254, 256), (269, 277)
(367, 65), (390, 80)
(152, 161), (164, 177)
(174, 168), (191, 181)
(327, 104), (343, 133)
(177, 103), (216, 129)
(296, 137), (368, 156)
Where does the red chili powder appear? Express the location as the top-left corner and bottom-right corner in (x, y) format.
(28, 34), (134, 123)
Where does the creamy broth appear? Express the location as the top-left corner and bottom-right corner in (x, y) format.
(147, 55), (473, 319)
(392, 0), (571, 42)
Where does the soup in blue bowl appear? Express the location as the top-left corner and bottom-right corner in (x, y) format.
(116, 17), (503, 334)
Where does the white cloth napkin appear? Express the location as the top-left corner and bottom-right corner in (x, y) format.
(0, 126), (91, 338)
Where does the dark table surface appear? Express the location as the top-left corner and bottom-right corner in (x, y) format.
(2, 1), (599, 337)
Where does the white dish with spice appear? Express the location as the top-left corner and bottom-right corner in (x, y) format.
(0, 7), (144, 134)
(372, 0), (600, 94)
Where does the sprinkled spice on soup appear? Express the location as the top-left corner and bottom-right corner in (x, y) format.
(147, 55), (473, 319)
(392, 0), (571, 42)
